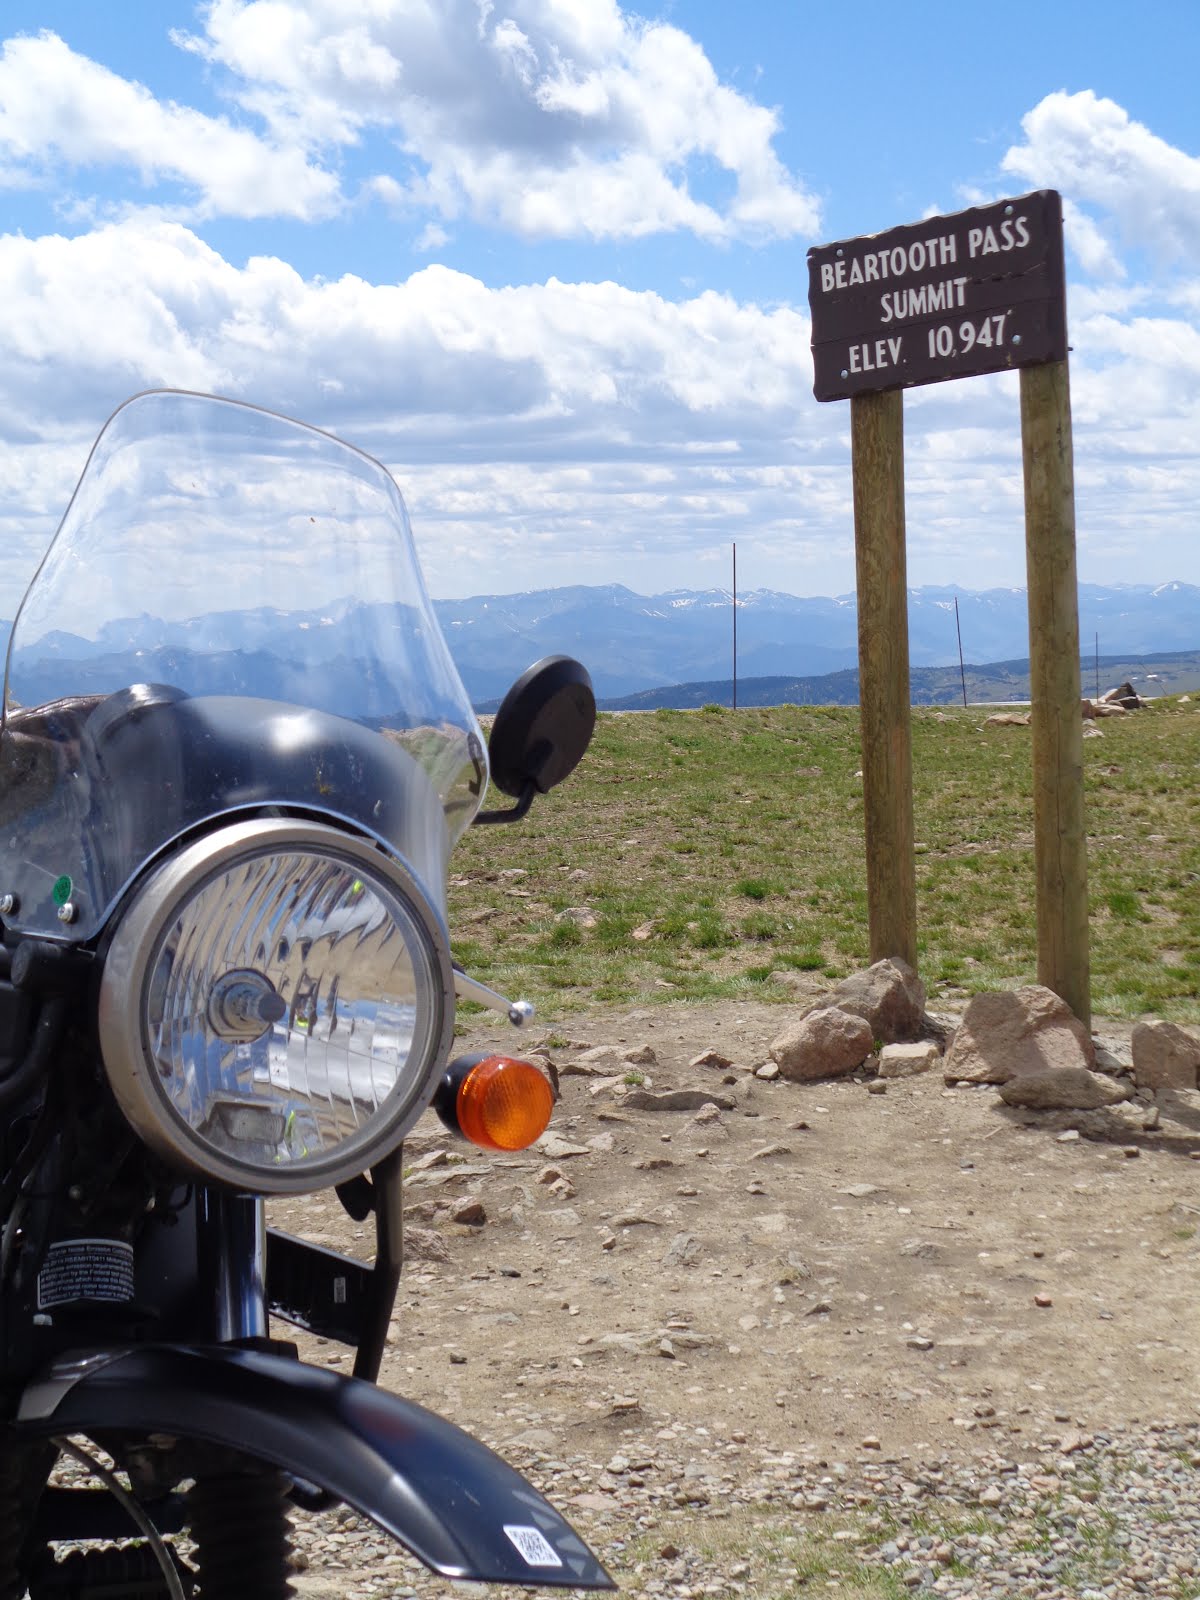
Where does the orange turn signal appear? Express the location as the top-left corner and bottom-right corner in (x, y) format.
(434, 1053), (554, 1152)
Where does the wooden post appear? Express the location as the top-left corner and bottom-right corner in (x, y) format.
(851, 390), (917, 970)
(1020, 359), (1090, 1027)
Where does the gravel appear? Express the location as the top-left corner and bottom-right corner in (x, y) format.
(288, 1418), (1200, 1598)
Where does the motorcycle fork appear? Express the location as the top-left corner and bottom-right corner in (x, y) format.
(197, 1189), (267, 1344)
(189, 1190), (294, 1600)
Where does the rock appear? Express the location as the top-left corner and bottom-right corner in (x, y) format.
(622, 1088), (736, 1112)
(404, 1226), (450, 1262)
(1060, 1429), (1094, 1453)
(559, 1060), (613, 1079)
(824, 958), (926, 1044)
(535, 1134), (594, 1158)
(942, 985), (1095, 1085)
(450, 1197), (486, 1226)
(623, 1043), (657, 1066)
(1083, 725), (1104, 738)
(663, 1233), (701, 1267)
(411, 1150), (450, 1171)
(770, 1007), (874, 1082)
(878, 1041), (940, 1078)
(1131, 1019), (1200, 1092)
(691, 1103), (723, 1125)
(557, 906), (598, 928)
(586, 1076), (628, 1099)
(866, 1079), (887, 1095)
(755, 1062), (780, 1081)
(690, 1048), (732, 1070)
(984, 712), (1031, 726)
(998, 1068), (1130, 1111)
(574, 1044), (621, 1066)
(841, 1183), (880, 1198)
(906, 1334), (934, 1351)
(920, 1011), (957, 1049)
(1093, 1040), (1131, 1077)
(1034, 1292), (1053, 1307)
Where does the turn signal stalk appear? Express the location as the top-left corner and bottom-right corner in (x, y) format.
(433, 1053), (554, 1152)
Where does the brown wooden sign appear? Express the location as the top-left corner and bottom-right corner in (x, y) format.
(808, 191), (1066, 402)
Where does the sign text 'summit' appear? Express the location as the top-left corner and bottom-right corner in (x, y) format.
(807, 192), (1066, 402)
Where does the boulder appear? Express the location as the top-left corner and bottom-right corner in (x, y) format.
(823, 958), (926, 1044)
(770, 1007), (874, 1082)
(690, 1048), (732, 1070)
(985, 712), (1031, 727)
(878, 1041), (941, 1078)
(942, 985), (1095, 1085)
(1131, 1020), (1200, 1092)
(1101, 680), (1143, 710)
(998, 1067), (1131, 1110)
(622, 1088), (736, 1112)
(623, 1043), (658, 1066)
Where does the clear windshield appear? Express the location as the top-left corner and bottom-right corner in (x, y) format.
(0, 391), (486, 941)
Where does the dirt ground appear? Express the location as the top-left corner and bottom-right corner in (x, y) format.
(274, 996), (1200, 1471)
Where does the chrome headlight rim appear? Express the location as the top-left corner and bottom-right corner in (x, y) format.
(98, 817), (456, 1195)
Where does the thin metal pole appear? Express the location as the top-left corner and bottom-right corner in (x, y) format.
(954, 595), (968, 707)
(732, 542), (738, 710)
(1094, 632), (1100, 700)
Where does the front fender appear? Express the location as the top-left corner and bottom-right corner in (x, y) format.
(17, 1345), (614, 1589)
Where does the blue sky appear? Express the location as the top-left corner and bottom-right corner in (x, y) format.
(2, 0), (1199, 609)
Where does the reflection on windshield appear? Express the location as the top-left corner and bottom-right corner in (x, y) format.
(0, 391), (485, 941)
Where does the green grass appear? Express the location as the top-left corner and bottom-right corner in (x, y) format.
(619, 1507), (912, 1599)
(449, 698), (1200, 1022)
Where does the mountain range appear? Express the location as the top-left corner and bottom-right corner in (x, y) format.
(438, 580), (1200, 702)
(1, 581), (1197, 709)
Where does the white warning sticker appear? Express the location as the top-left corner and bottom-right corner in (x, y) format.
(36, 1238), (135, 1310)
(503, 1525), (564, 1568)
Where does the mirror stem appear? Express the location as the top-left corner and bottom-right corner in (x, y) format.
(473, 781), (536, 826)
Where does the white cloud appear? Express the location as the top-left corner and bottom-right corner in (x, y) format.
(414, 222), (451, 252)
(0, 30), (340, 220)
(176, 0), (818, 241)
(0, 217), (824, 605)
(1003, 90), (1200, 270)
(0, 218), (815, 441)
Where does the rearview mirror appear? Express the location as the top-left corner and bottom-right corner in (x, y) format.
(475, 656), (595, 824)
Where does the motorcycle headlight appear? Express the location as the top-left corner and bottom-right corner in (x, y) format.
(98, 819), (455, 1194)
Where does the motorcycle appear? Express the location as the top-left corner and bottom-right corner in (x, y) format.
(0, 390), (611, 1598)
